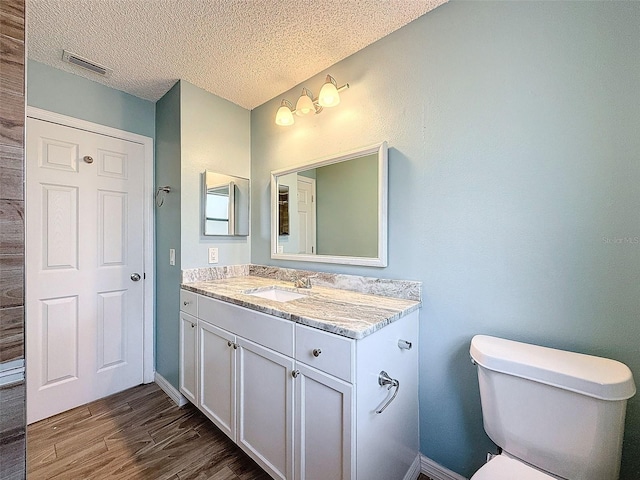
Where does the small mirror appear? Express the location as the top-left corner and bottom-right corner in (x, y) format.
(204, 171), (249, 236)
(271, 142), (387, 267)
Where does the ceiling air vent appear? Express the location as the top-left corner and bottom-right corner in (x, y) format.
(62, 50), (112, 76)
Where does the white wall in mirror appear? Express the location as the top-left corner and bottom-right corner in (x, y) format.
(270, 142), (388, 267)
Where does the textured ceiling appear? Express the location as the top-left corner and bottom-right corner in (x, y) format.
(27, 0), (447, 109)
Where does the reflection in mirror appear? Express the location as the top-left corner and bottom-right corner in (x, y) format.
(271, 142), (387, 267)
(278, 185), (290, 235)
(203, 171), (249, 236)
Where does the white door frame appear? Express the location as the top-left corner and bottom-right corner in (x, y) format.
(26, 106), (155, 384)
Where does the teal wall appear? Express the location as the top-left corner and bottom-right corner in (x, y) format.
(251, 1), (640, 478)
(180, 81), (251, 269)
(27, 60), (155, 138)
(155, 80), (251, 388)
(316, 154), (378, 257)
(155, 82), (182, 387)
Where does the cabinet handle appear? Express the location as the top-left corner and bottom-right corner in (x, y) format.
(312, 348), (322, 357)
(291, 369), (300, 378)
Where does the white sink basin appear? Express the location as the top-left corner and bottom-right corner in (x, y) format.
(245, 287), (307, 302)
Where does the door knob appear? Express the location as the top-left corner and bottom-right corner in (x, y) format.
(130, 273), (141, 282)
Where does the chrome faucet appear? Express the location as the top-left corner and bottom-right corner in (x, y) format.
(293, 274), (316, 289)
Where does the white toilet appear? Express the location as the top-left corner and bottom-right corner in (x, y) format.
(469, 335), (636, 480)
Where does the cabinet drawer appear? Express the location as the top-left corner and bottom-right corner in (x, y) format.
(180, 290), (198, 316)
(295, 325), (354, 382)
(198, 295), (294, 357)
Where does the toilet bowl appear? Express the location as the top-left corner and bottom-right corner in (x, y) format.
(469, 335), (635, 480)
(471, 454), (554, 480)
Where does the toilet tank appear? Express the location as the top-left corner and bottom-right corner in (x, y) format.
(470, 335), (636, 480)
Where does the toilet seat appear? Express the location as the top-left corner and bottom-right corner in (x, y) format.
(470, 454), (555, 480)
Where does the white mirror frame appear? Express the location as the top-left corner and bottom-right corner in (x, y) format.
(270, 141), (388, 267)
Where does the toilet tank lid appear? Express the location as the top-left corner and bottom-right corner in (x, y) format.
(470, 335), (636, 401)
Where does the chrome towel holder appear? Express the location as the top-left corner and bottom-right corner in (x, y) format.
(376, 370), (400, 414)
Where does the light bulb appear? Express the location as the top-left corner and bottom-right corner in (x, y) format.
(275, 102), (294, 126)
(318, 76), (340, 107)
(296, 89), (315, 116)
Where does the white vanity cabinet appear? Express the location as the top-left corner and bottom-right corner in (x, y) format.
(294, 361), (354, 480)
(195, 294), (295, 480)
(179, 291), (198, 405)
(179, 288), (419, 480)
(294, 324), (355, 480)
(198, 320), (236, 440)
(236, 337), (295, 480)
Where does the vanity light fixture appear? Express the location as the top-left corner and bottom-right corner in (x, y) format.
(275, 74), (349, 126)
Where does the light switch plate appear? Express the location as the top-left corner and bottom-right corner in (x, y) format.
(169, 248), (175, 266)
(208, 247), (219, 264)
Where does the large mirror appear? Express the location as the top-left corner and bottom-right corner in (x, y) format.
(203, 171), (249, 236)
(271, 142), (387, 267)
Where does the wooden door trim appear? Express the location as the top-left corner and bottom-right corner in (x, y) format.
(26, 106), (155, 384)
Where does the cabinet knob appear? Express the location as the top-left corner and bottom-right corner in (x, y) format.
(291, 369), (300, 378)
(312, 348), (322, 357)
(191, 323), (195, 328)
(228, 341), (232, 347)
(233, 343), (238, 350)
(183, 301), (191, 306)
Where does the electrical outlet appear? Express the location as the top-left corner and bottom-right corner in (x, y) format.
(169, 248), (175, 266)
(277, 245), (284, 254)
(208, 247), (218, 264)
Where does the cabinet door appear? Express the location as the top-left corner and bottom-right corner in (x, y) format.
(199, 321), (236, 441)
(237, 337), (294, 480)
(295, 363), (353, 480)
(179, 312), (198, 405)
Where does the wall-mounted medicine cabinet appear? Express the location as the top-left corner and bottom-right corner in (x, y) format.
(203, 171), (249, 236)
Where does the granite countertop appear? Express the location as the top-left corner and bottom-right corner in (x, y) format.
(181, 275), (421, 340)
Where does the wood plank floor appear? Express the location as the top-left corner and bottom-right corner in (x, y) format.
(27, 383), (271, 480)
(27, 382), (433, 480)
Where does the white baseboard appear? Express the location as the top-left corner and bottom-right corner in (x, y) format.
(421, 454), (468, 480)
(154, 372), (189, 407)
(403, 454), (422, 480)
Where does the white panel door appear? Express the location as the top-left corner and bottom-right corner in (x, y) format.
(179, 312), (198, 405)
(237, 337), (294, 480)
(199, 320), (236, 441)
(295, 363), (353, 480)
(297, 177), (316, 254)
(26, 118), (145, 423)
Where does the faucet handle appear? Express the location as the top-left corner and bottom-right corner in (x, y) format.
(305, 274), (319, 288)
